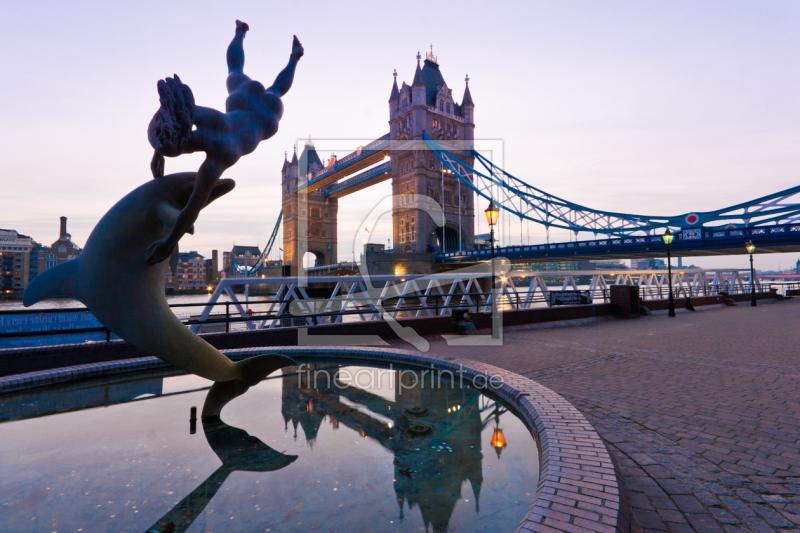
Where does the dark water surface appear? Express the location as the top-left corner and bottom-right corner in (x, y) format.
(0, 361), (539, 532)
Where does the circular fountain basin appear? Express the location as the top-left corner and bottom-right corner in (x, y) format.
(0, 358), (539, 533)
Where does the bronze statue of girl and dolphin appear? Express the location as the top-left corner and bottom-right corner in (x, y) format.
(24, 21), (300, 389)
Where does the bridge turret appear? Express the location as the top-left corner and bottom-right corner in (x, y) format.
(461, 75), (475, 147)
(288, 146), (298, 179)
(411, 52), (426, 107)
(281, 151), (289, 179)
(389, 69), (400, 120)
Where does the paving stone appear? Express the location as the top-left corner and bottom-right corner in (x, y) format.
(737, 489), (766, 503)
(658, 479), (692, 495)
(709, 507), (742, 525)
(635, 509), (668, 530)
(686, 513), (726, 532)
(665, 524), (696, 533)
(752, 504), (794, 528)
(672, 496), (706, 514)
(743, 518), (779, 533)
(656, 509), (686, 524)
(720, 495), (758, 517)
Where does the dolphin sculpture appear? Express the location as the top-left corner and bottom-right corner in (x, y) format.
(23, 173), (294, 384)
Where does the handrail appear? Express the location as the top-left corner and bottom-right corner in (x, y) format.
(0, 281), (774, 345)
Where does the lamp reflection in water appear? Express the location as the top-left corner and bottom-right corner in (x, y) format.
(490, 406), (507, 459)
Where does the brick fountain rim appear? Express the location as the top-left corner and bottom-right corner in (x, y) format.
(0, 345), (622, 533)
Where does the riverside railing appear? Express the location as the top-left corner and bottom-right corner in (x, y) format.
(0, 268), (764, 348)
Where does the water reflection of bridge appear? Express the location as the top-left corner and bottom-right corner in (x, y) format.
(281, 364), (496, 533)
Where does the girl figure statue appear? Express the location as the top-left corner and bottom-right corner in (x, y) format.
(146, 20), (303, 264)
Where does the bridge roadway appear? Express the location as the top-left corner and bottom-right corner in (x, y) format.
(295, 134), (390, 196)
(437, 222), (800, 264)
(323, 161), (391, 198)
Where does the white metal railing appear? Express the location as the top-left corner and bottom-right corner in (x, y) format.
(190, 268), (760, 333)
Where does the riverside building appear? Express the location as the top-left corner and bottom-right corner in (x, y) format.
(0, 229), (42, 297)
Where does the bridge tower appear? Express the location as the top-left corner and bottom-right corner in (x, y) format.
(281, 141), (339, 274)
(389, 48), (475, 253)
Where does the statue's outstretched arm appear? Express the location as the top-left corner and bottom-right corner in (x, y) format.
(268, 35), (304, 97)
(146, 159), (225, 264)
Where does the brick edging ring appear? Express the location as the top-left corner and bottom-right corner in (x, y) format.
(237, 346), (622, 533)
(0, 346), (621, 532)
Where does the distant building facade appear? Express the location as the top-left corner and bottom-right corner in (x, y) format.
(510, 261), (581, 273)
(590, 260), (629, 271)
(631, 258), (666, 270)
(1, 216), (81, 298)
(43, 217), (82, 271)
(165, 251), (208, 291)
(0, 229), (41, 297)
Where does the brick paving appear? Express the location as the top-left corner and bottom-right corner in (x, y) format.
(420, 299), (800, 532)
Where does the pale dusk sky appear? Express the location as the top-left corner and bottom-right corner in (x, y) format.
(2, 1), (799, 270)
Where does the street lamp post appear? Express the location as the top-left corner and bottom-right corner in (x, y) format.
(485, 200), (500, 338)
(746, 240), (757, 307)
(662, 229), (675, 317)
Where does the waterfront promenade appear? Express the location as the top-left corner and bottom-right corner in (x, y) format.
(422, 300), (800, 532)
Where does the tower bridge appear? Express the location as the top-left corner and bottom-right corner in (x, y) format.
(236, 48), (800, 278)
(274, 47), (476, 275)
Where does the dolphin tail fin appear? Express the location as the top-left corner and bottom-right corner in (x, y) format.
(201, 354), (297, 419)
(236, 354), (297, 387)
(23, 259), (81, 307)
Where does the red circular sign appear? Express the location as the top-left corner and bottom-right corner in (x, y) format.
(685, 213), (699, 225)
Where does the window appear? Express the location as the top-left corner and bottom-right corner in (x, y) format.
(433, 119), (438, 128)
(446, 102), (450, 114)
(310, 207), (321, 218)
(439, 101), (443, 111)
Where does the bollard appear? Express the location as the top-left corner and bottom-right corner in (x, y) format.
(190, 406), (197, 434)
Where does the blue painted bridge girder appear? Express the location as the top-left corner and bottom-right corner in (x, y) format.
(436, 224), (800, 264)
(296, 134), (390, 194)
(324, 161), (392, 198)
